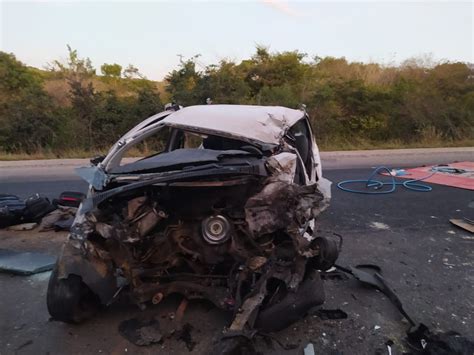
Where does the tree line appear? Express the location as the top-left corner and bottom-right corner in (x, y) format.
(0, 46), (472, 155)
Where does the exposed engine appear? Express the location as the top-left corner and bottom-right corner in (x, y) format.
(55, 167), (338, 333)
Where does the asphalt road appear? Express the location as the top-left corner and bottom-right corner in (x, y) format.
(0, 149), (473, 354)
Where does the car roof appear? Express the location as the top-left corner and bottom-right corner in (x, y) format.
(161, 104), (305, 145)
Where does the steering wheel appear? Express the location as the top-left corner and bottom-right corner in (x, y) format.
(240, 145), (263, 156)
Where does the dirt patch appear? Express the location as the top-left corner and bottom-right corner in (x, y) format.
(0, 229), (67, 254)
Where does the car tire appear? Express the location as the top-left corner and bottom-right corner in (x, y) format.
(46, 263), (101, 323)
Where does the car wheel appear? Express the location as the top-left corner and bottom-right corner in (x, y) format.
(46, 263), (101, 323)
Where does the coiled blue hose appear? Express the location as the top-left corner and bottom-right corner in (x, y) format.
(337, 166), (435, 194)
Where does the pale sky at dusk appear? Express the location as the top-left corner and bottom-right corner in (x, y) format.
(1, 1), (472, 80)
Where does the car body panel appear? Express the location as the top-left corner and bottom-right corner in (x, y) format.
(161, 104), (304, 145)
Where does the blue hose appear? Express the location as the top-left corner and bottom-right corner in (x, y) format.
(337, 166), (435, 194)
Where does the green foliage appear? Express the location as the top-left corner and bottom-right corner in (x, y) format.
(165, 55), (203, 106)
(0, 46), (472, 156)
(0, 90), (60, 153)
(198, 61), (251, 104)
(101, 63), (122, 78)
(0, 52), (59, 153)
(67, 73), (163, 150)
(123, 64), (143, 79)
(0, 52), (43, 97)
(49, 45), (95, 82)
(0, 48), (162, 154)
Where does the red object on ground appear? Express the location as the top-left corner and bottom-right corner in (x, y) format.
(397, 162), (474, 190)
(61, 197), (80, 201)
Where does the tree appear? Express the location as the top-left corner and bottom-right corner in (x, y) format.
(101, 63), (122, 78)
(135, 87), (163, 117)
(48, 45), (95, 83)
(165, 55), (203, 105)
(69, 80), (99, 148)
(198, 61), (250, 104)
(0, 52), (43, 99)
(48, 46), (101, 149)
(123, 64), (143, 79)
(0, 52), (60, 153)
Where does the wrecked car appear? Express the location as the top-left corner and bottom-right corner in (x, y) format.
(47, 104), (338, 333)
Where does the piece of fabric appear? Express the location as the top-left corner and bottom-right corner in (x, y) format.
(393, 162), (474, 190)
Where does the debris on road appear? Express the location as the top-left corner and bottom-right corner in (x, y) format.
(0, 191), (84, 231)
(0, 193), (55, 228)
(386, 340), (394, 355)
(310, 308), (348, 320)
(14, 339), (34, 352)
(303, 342), (315, 355)
(118, 317), (163, 346)
(390, 162), (474, 191)
(370, 221), (390, 230)
(38, 206), (77, 231)
(333, 263), (474, 354)
(0, 249), (55, 275)
(406, 323), (474, 354)
(450, 218), (474, 234)
(7, 222), (37, 231)
(337, 166), (434, 194)
(52, 191), (86, 208)
(176, 323), (196, 351)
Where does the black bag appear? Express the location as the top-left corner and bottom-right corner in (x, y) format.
(24, 194), (56, 222)
(0, 195), (27, 228)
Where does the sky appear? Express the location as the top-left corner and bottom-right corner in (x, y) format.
(1, 0), (473, 80)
